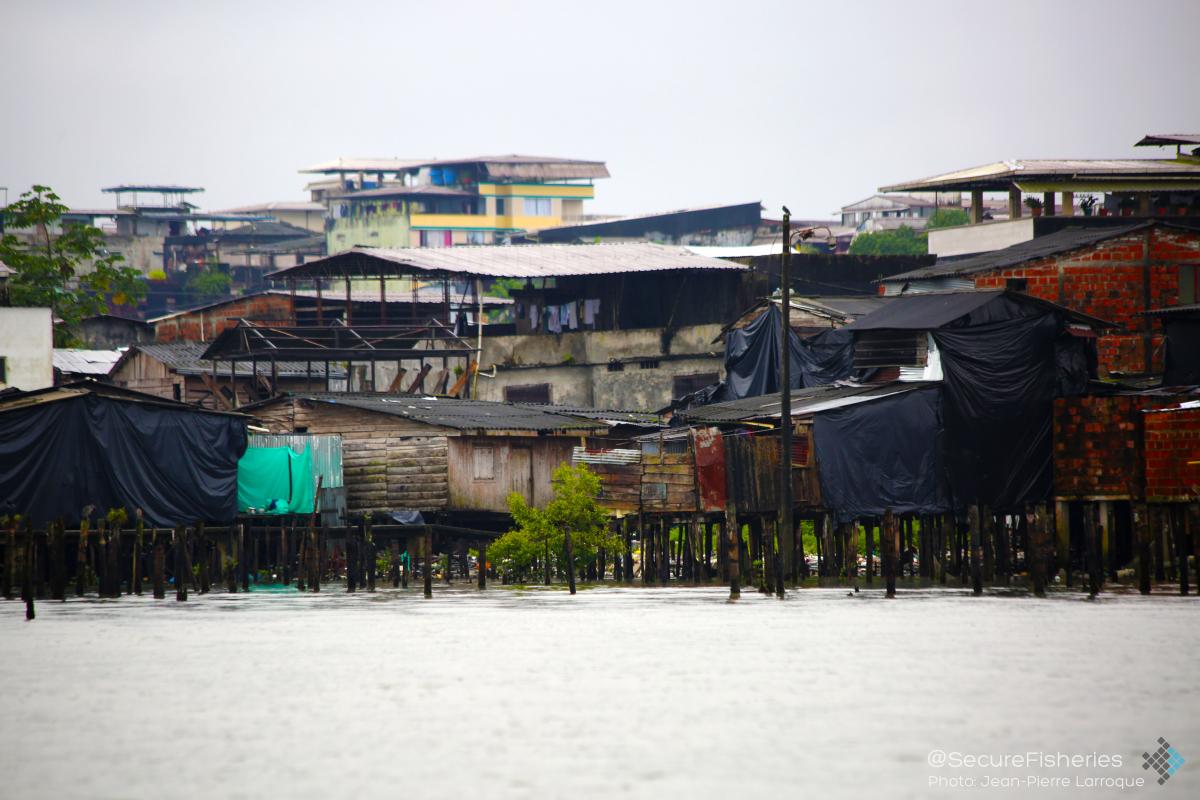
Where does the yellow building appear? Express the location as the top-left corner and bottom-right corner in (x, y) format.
(301, 155), (609, 251)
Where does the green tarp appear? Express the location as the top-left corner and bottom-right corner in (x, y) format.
(237, 445), (315, 514)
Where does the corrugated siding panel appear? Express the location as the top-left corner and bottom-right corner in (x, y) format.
(248, 433), (344, 488)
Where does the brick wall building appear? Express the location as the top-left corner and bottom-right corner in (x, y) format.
(1143, 405), (1200, 502)
(883, 222), (1200, 376)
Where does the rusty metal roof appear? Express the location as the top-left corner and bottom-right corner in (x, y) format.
(282, 393), (607, 434)
(882, 221), (1200, 283)
(123, 342), (347, 379)
(267, 242), (749, 281)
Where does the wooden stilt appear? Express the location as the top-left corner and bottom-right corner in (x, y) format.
(2, 518), (14, 601)
(133, 511), (144, 596)
(197, 523), (209, 594)
(1084, 503), (1102, 597)
(882, 510), (898, 598)
(1054, 500), (1070, 585)
(22, 521), (35, 620)
(969, 505), (983, 596)
(1134, 503), (1152, 595)
(1173, 506), (1190, 596)
(390, 539), (401, 587)
(239, 524), (249, 592)
(152, 530), (165, 599)
(725, 504), (740, 600)
(174, 526), (187, 601)
(423, 527), (433, 599)
(401, 536), (409, 589)
(1029, 505), (1048, 597)
(49, 522), (65, 601)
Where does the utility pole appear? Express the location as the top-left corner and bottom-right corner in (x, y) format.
(778, 207), (792, 599)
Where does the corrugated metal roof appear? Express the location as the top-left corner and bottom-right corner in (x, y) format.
(881, 223), (1156, 282)
(130, 342), (347, 378)
(289, 393), (607, 433)
(573, 446), (641, 465)
(423, 155), (610, 181)
(101, 184), (203, 193)
(0, 259), (13, 277)
(211, 201), (325, 213)
(532, 405), (665, 426)
(268, 242), (749, 281)
(881, 158), (1200, 192)
(299, 157), (435, 174)
(677, 382), (932, 424)
(53, 349), (124, 375)
(1145, 303), (1200, 316)
(536, 201), (762, 234)
(1135, 134), (1200, 147)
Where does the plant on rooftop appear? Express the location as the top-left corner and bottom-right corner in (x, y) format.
(847, 224), (927, 256)
(925, 208), (970, 230)
(0, 185), (146, 346)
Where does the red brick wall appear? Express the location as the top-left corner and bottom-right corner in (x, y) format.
(1143, 407), (1200, 501)
(1053, 396), (1146, 498)
(973, 227), (1199, 375)
(155, 294), (295, 342)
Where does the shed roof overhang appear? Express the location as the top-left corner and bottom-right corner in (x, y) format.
(880, 159), (1200, 194)
(200, 320), (477, 362)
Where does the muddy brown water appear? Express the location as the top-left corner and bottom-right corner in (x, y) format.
(2, 585), (1197, 799)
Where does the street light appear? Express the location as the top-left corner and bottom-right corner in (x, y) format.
(777, 212), (838, 599)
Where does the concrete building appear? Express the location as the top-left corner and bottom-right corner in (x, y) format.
(0, 307), (54, 390)
(303, 155), (609, 251)
(209, 201), (326, 233)
(531, 202), (762, 246)
(880, 133), (1200, 257)
(265, 242), (755, 410)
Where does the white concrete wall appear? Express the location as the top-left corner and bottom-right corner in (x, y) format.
(0, 307), (54, 390)
(928, 217), (1034, 257)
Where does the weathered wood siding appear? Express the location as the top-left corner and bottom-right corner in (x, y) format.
(640, 443), (698, 513)
(446, 437), (576, 513)
(252, 399), (451, 513)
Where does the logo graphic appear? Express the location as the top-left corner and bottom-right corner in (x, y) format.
(1142, 737), (1185, 785)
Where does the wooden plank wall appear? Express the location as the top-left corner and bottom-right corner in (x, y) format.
(253, 400), (450, 513)
(446, 437), (576, 513)
(641, 446), (698, 513)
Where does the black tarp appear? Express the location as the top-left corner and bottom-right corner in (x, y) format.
(813, 386), (949, 522)
(715, 303), (854, 403)
(1164, 318), (1200, 386)
(933, 313), (1060, 511)
(0, 394), (247, 526)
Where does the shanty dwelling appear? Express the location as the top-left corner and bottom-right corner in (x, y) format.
(1147, 303), (1200, 386)
(644, 289), (1116, 597)
(878, 221), (1200, 377)
(110, 342), (348, 409)
(0, 380), (249, 603)
(77, 313), (153, 349)
(149, 288), (510, 344)
(670, 382), (940, 592)
(1050, 388), (1200, 595)
(245, 393), (607, 526)
(263, 242), (757, 411)
(52, 349), (123, 384)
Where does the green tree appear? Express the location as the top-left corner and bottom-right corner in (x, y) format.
(185, 265), (232, 302)
(0, 185), (145, 345)
(847, 224), (928, 256)
(490, 463), (621, 591)
(926, 207), (969, 230)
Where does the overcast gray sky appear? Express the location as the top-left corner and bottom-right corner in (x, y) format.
(2, 0), (1197, 220)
